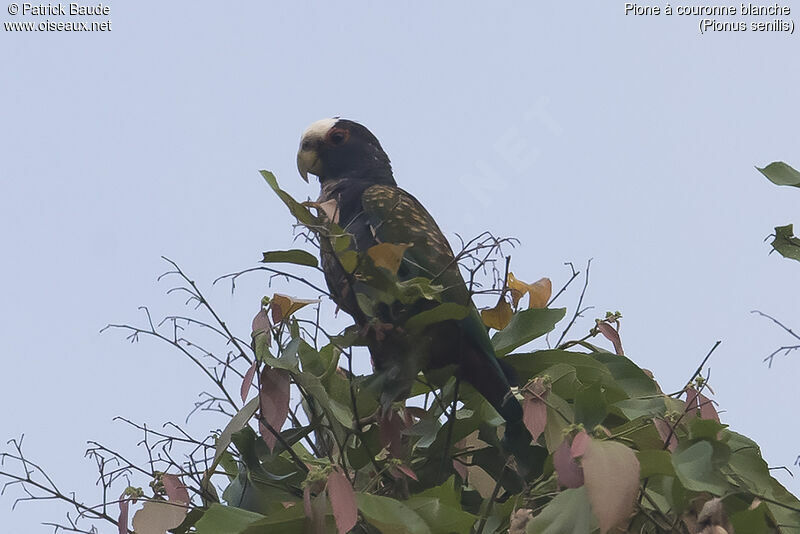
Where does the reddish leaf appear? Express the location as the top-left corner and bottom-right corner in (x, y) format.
(554, 438), (584, 488)
(118, 498), (129, 534)
(162, 474), (189, 505)
(522, 397), (547, 442)
(394, 464), (418, 481)
(241, 361), (257, 402)
(452, 434), (470, 479)
(303, 485), (312, 519)
(405, 406), (427, 421)
(327, 467), (358, 534)
(303, 481), (327, 534)
(250, 308), (271, 360)
(271, 298), (285, 324)
(596, 321), (624, 355)
(453, 459), (468, 480)
(456, 431), (496, 497)
(259, 367), (290, 452)
(131, 500), (186, 534)
(521, 376), (550, 441)
(523, 376), (549, 398)
(654, 418), (678, 452)
(378, 411), (406, 457)
(582, 439), (640, 534)
(309, 488), (328, 534)
(571, 430), (590, 458)
(468, 465), (498, 498)
(684, 387), (699, 416)
(697, 392), (720, 422)
(251, 308), (270, 336)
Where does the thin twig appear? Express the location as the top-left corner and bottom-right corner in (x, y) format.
(556, 259), (593, 347)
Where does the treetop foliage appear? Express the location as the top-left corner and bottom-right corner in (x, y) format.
(2, 170), (799, 534)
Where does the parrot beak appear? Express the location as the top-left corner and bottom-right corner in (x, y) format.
(297, 118), (338, 183)
(297, 144), (323, 183)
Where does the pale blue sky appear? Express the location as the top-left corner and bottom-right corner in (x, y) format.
(2, 2), (799, 531)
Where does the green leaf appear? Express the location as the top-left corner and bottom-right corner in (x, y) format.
(526, 487), (596, 533)
(193, 503), (264, 534)
(338, 250), (359, 273)
(506, 350), (612, 388)
(405, 417), (441, 449)
(672, 441), (730, 495)
(297, 340), (326, 376)
(271, 337), (302, 370)
(535, 364), (578, 402)
(612, 397), (666, 421)
(218, 450), (239, 481)
(414, 477), (461, 508)
(492, 308), (566, 356)
(771, 224), (800, 262)
(610, 417), (665, 451)
(261, 249), (318, 268)
(214, 397), (259, 464)
(357, 493), (433, 534)
(574, 383), (608, 428)
(756, 161), (800, 188)
(543, 394), (574, 452)
(230, 426), (303, 485)
(762, 476), (800, 533)
(406, 496), (477, 534)
(242, 503), (308, 534)
(725, 431), (773, 491)
(293, 370), (351, 445)
(688, 418), (727, 440)
(332, 232), (352, 252)
(260, 170), (316, 225)
(730, 502), (770, 534)
(405, 302), (469, 333)
(636, 450), (675, 478)
(592, 353), (661, 398)
(173, 508), (204, 534)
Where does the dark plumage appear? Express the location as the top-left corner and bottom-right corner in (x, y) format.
(296, 118), (529, 445)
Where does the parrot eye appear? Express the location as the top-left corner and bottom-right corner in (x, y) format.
(327, 128), (349, 146)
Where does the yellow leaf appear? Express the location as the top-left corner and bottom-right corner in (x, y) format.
(507, 272), (552, 309)
(507, 272), (529, 308)
(366, 243), (412, 275)
(270, 293), (319, 323)
(528, 277), (552, 309)
(481, 299), (513, 330)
